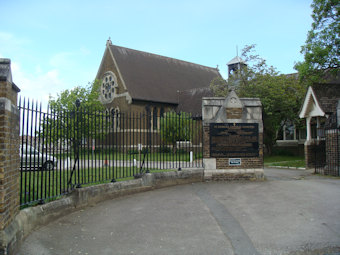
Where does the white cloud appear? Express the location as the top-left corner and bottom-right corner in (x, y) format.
(0, 32), (31, 53)
(11, 61), (69, 109)
(49, 47), (91, 70)
(0, 31), (14, 41)
(1, 32), (96, 110)
(0, 33), (93, 108)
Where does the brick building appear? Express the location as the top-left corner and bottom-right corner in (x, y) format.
(299, 75), (340, 170)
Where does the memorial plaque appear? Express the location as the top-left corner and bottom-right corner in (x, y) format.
(210, 123), (259, 157)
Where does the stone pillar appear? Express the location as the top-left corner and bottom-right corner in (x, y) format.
(202, 90), (264, 181)
(0, 59), (21, 254)
(306, 116), (312, 141)
(283, 125), (286, 140)
(304, 142), (315, 169)
(304, 115), (317, 169)
(316, 116), (320, 140)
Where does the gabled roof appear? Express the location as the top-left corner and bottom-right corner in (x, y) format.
(312, 83), (340, 114)
(108, 44), (221, 104)
(299, 83), (340, 119)
(227, 56), (245, 65)
(299, 69), (340, 119)
(299, 86), (325, 118)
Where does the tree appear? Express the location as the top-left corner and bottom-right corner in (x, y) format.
(295, 0), (339, 82)
(210, 77), (229, 97)
(40, 80), (106, 151)
(211, 45), (307, 154)
(159, 111), (196, 153)
(48, 80), (103, 111)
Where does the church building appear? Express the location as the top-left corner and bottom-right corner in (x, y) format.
(95, 39), (222, 119)
(93, 39), (247, 150)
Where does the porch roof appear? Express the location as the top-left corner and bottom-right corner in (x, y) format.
(299, 86), (325, 119)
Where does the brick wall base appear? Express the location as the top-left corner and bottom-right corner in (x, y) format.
(204, 169), (264, 181)
(305, 144), (315, 169)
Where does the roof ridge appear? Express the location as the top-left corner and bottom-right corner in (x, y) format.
(110, 44), (219, 72)
(227, 56), (246, 65)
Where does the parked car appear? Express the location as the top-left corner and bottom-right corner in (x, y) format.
(20, 145), (58, 170)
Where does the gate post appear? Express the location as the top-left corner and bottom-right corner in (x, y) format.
(202, 90), (264, 181)
(0, 58), (21, 254)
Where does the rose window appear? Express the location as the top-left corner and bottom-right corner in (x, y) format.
(101, 73), (117, 101)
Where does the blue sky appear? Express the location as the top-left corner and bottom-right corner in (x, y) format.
(1, 0), (313, 106)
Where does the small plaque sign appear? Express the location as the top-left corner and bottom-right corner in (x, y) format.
(210, 123), (259, 158)
(229, 158), (241, 166)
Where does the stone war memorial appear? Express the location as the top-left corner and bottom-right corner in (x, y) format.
(202, 90), (264, 180)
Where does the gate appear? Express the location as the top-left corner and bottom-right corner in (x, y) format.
(313, 128), (340, 176)
(19, 99), (203, 206)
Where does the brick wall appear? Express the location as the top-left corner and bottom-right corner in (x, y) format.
(0, 80), (20, 233)
(325, 130), (340, 175)
(216, 157), (263, 169)
(203, 126), (210, 158)
(305, 144), (312, 169)
(304, 143), (317, 169)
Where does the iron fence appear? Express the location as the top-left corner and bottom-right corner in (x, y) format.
(313, 128), (340, 176)
(19, 98), (203, 206)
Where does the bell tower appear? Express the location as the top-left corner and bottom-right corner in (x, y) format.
(227, 56), (247, 78)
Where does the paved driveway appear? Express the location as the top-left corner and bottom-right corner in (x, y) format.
(17, 168), (340, 255)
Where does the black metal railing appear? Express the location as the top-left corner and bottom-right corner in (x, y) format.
(19, 98), (203, 206)
(314, 128), (340, 176)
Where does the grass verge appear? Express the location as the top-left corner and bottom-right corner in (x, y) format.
(264, 155), (305, 168)
(20, 167), (178, 208)
(56, 151), (203, 162)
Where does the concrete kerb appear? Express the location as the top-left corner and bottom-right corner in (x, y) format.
(267, 165), (306, 170)
(3, 168), (204, 254)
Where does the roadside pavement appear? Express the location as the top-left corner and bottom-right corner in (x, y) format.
(16, 168), (340, 255)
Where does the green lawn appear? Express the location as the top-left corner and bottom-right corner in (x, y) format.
(264, 155), (305, 168)
(56, 151), (203, 162)
(22, 154), (306, 207)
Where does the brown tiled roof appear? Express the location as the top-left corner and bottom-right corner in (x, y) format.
(313, 83), (340, 114)
(110, 45), (221, 104)
(177, 87), (213, 116)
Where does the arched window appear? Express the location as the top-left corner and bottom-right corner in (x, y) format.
(105, 109), (110, 122)
(111, 107), (120, 130)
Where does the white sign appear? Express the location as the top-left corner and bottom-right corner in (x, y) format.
(229, 158), (241, 166)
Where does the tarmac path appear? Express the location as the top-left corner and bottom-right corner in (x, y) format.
(16, 168), (340, 255)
